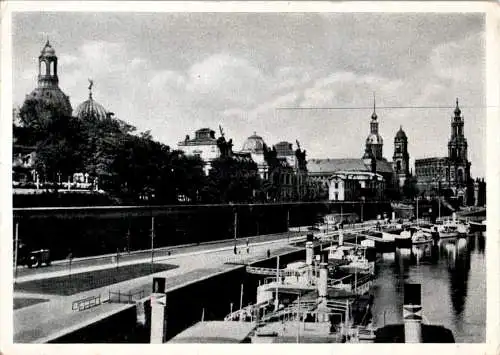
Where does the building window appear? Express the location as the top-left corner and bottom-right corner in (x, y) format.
(396, 161), (401, 172)
(334, 192), (339, 201)
(334, 182), (338, 189)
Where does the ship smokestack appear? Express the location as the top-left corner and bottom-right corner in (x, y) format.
(306, 233), (314, 266)
(403, 283), (423, 343)
(318, 262), (328, 298)
(317, 262), (329, 322)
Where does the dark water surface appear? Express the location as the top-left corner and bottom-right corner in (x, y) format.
(370, 232), (486, 343)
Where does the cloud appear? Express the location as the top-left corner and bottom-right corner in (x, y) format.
(13, 14), (485, 177)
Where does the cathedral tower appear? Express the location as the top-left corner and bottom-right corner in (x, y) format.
(363, 95), (383, 160)
(447, 98), (471, 186)
(393, 126), (410, 188)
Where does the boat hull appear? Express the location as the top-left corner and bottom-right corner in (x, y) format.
(394, 237), (412, 248)
(469, 221), (486, 232)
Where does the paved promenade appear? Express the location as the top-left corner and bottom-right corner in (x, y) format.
(13, 233), (307, 343)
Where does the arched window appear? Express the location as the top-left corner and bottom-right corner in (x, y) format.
(396, 161), (401, 172)
(40, 61), (47, 75)
(457, 169), (464, 184)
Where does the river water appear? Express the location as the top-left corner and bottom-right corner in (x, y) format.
(370, 232), (486, 343)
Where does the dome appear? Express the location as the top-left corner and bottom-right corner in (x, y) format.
(75, 95), (108, 120)
(366, 133), (383, 145)
(241, 132), (266, 153)
(395, 126), (407, 140)
(25, 87), (72, 117)
(40, 40), (56, 57)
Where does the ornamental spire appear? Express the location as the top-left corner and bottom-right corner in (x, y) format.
(454, 97), (461, 116)
(88, 78), (94, 99)
(371, 92), (377, 120)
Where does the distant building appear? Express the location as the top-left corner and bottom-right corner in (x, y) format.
(415, 99), (473, 205)
(274, 141), (308, 200)
(328, 171), (385, 201)
(473, 178), (486, 207)
(240, 132), (269, 179)
(240, 133), (308, 201)
(308, 158), (392, 200)
(178, 128), (221, 174)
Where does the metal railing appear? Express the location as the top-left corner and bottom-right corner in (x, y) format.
(72, 294), (102, 311)
(108, 289), (145, 304)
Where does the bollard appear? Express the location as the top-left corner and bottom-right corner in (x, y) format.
(151, 277), (167, 344)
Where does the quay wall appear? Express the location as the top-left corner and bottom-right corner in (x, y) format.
(14, 202), (392, 261)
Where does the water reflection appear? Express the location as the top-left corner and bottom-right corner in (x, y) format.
(478, 233), (485, 253)
(372, 232), (485, 342)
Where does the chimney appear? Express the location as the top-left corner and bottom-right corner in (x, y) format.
(403, 283), (423, 343)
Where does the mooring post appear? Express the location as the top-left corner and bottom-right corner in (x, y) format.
(150, 277), (167, 343)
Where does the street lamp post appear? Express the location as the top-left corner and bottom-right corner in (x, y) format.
(14, 221), (19, 283)
(233, 208), (238, 251)
(287, 208), (290, 242)
(416, 196), (419, 225)
(151, 216), (155, 273)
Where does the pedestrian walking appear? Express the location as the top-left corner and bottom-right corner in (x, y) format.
(267, 249), (271, 258)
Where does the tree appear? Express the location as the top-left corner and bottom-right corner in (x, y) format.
(205, 156), (260, 203)
(18, 98), (86, 184)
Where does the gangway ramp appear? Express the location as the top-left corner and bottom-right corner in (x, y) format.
(245, 266), (302, 278)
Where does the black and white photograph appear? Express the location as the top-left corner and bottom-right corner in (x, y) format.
(1, 1), (498, 352)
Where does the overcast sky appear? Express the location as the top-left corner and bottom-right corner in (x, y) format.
(12, 12), (486, 177)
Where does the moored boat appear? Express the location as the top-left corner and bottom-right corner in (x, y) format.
(395, 228), (413, 248)
(468, 220), (486, 232)
(411, 229), (433, 245)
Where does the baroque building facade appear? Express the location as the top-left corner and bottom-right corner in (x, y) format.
(177, 128), (221, 175)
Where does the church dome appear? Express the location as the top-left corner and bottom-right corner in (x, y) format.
(40, 40), (56, 57)
(25, 87), (73, 117)
(395, 126), (407, 140)
(75, 95), (108, 120)
(366, 133), (383, 145)
(241, 132), (266, 153)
